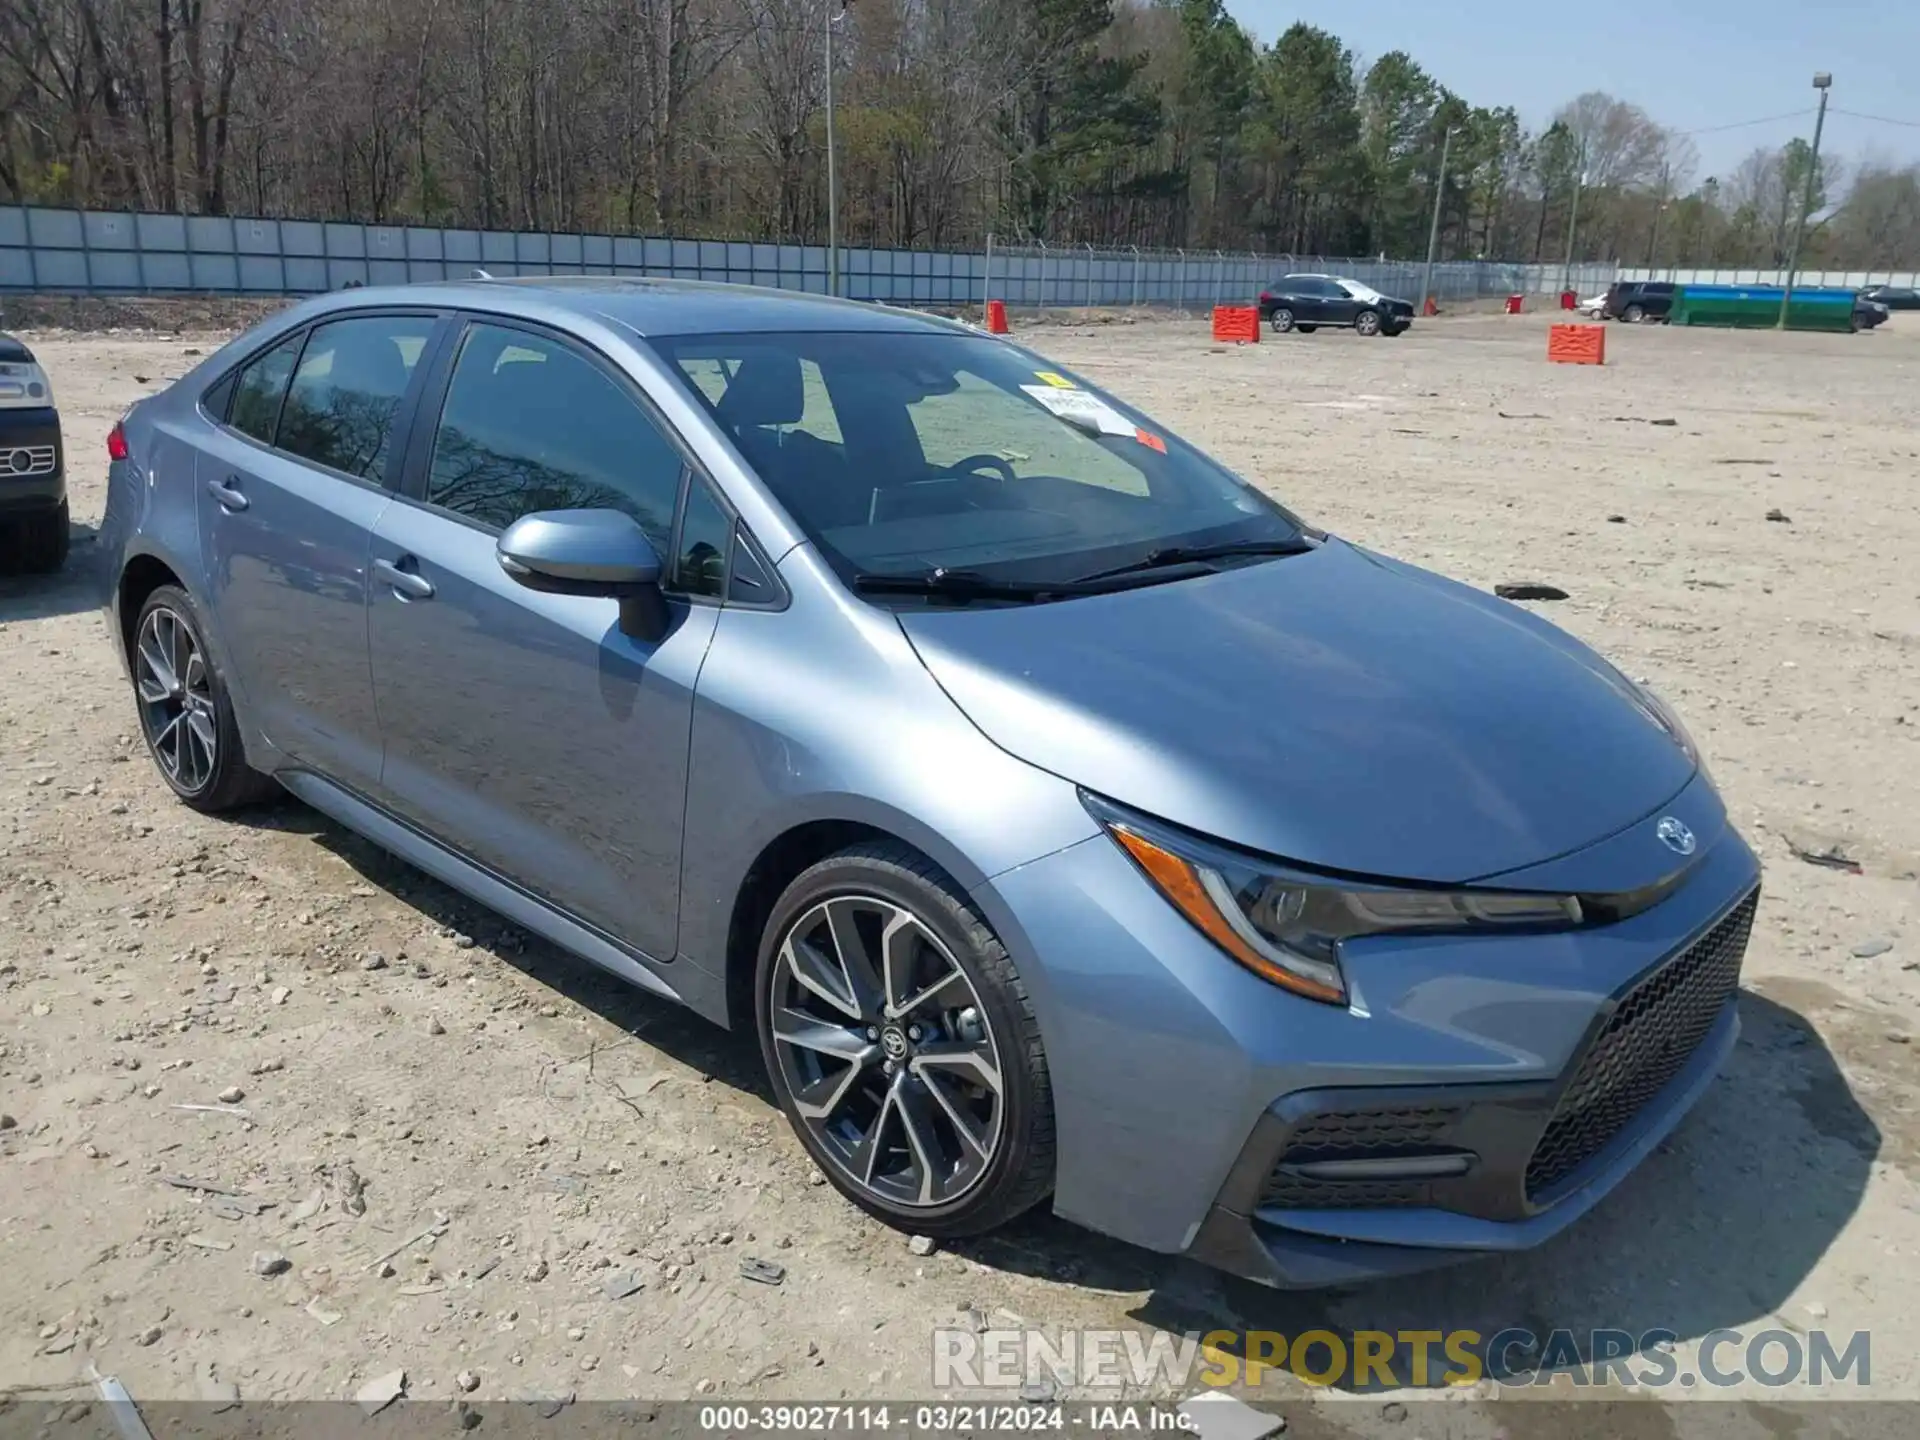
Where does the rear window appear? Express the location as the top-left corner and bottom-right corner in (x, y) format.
(274, 315), (435, 481)
(228, 335), (303, 445)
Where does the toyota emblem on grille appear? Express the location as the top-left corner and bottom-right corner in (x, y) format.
(1656, 816), (1696, 856)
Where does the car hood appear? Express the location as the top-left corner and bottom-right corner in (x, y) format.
(897, 539), (1697, 884)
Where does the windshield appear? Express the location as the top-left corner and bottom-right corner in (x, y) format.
(649, 330), (1305, 591)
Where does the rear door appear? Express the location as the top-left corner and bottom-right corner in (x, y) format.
(195, 311), (443, 789)
(1281, 278), (1323, 323)
(366, 316), (723, 962)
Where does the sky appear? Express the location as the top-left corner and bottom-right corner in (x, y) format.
(1224, 0), (1920, 184)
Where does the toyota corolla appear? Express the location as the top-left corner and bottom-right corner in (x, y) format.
(98, 279), (1758, 1286)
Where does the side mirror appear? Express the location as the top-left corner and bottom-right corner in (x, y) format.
(497, 508), (670, 642)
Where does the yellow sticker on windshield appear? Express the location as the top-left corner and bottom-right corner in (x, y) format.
(1033, 371), (1076, 388)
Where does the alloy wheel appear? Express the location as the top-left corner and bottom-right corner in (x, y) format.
(1356, 309), (1382, 336)
(769, 895), (1005, 1209)
(135, 606), (217, 793)
(1269, 309), (1294, 334)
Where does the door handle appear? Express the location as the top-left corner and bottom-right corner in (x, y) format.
(206, 477), (249, 512)
(373, 556), (435, 601)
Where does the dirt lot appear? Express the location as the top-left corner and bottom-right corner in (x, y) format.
(4, 308), (1919, 1434)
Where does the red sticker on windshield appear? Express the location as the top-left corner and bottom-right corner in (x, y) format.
(1134, 428), (1167, 453)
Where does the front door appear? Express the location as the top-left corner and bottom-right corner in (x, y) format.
(1320, 280), (1361, 326)
(195, 312), (439, 789)
(367, 319), (717, 962)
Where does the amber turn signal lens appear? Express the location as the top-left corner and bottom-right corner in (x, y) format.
(1110, 826), (1346, 1004)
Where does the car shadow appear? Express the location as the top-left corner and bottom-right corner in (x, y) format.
(232, 795), (774, 1103)
(960, 990), (1879, 1393)
(209, 790), (1887, 1391)
(0, 519), (102, 622)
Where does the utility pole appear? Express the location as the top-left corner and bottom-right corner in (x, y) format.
(1647, 162), (1670, 271)
(1699, 176), (1719, 266)
(1778, 71), (1832, 329)
(1561, 141), (1587, 295)
(825, 3), (848, 298)
(1419, 126), (1454, 315)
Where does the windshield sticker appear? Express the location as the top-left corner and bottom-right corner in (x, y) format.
(1019, 384), (1135, 436)
(1032, 370), (1077, 388)
(1133, 428), (1167, 454)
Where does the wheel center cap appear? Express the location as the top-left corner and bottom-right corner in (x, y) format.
(879, 1026), (911, 1061)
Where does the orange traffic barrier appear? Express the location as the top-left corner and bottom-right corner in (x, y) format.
(1547, 324), (1606, 366)
(1211, 305), (1260, 344)
(985, 299), (1009, 334)
(1422, 295), (1438, 317)
(1505, 294), (1524, 314)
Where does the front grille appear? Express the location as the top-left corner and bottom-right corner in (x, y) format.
(1525, 891), (1757, 1199)
(2, 445), (57, 478)
(1259, 1104), (1463, 1209)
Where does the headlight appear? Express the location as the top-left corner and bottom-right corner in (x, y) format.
(0, 360), (53, 410)
(1085, 795), (1582, 1006)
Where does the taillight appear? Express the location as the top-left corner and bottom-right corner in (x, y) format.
(107, 421), (129, 461)
(1259, 291), (1272, 303)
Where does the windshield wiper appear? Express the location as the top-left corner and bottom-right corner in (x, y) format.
(852, 567), (1089, 604)
(1070, 537), (1317, 585)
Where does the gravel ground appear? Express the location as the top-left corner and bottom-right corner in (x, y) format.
(3, 308), (1918, 1436)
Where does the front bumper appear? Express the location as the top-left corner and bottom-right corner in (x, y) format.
(973, 770), (1761, 1287)
(0, 405), (65, 513)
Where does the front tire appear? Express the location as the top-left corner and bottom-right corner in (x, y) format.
(755, 843), (1055, 1238)
(1354, 308), (1383, 337)
(1296, 324), (1318, 334)
(1268, 308), (1295, 334)
(131, 585), (279, 812)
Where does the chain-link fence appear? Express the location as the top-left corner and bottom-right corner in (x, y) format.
(1, 204), (1619, 309)
(984, 241), (1617, 310)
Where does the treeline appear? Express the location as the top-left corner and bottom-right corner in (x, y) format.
(3, 0), (1916, 268)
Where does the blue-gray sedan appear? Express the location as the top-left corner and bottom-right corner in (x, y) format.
(98, 279), (1759, 1287)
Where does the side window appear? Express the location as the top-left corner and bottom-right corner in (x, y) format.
(728, 527), (778, 605)
(276, 315), (435, 481)
(674, 477), (732, 599)
(426, 323), (684, 551)
(228, 334), (303, 445)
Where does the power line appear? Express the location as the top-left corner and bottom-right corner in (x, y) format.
(1831, 107), (1920, 129)
(1677, 108), (1815, 136)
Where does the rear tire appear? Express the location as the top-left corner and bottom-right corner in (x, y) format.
(8, 501), (69, 574)
(755, 842), (1056, 1238)
(1625, 303), (1646, 323)
(1354, 309), (1383, 337)
(131, 585), (280, 813)
(1268, 308), (1295, 334)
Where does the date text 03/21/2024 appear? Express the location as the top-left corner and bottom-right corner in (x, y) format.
(696, 1405), (1195, 1433)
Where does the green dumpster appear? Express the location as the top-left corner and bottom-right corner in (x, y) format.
(1670, 284), (1859, 332)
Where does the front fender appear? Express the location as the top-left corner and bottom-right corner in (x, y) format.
(675, 557), (1098, 1012)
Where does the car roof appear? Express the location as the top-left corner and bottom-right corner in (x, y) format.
(271, 276), (973, 339)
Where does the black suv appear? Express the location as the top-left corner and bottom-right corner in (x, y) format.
(1257, 275), (1414, 337)
(0, 332), (67, 573)
(1858, 284), (1919, 312)
(1602, 280), (1675, 323)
